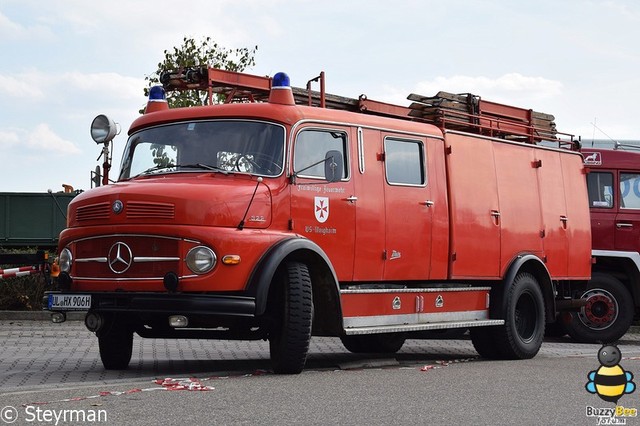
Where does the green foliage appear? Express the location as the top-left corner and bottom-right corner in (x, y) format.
(144, 36), (258, 108)
(0, 248), (55, 311)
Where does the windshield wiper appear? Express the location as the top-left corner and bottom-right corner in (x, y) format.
(179, 163), (228, 173)
(136, 164), (176, 177)
(134, 163), (227, 178)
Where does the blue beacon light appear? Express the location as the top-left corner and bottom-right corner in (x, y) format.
(149, 85), (166, 101)
(272, 72), (290, 88)
(268, 72), (295, 105)
(145, 85), (169, 113)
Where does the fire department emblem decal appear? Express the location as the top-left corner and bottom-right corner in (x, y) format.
(314, 196), (329, 223)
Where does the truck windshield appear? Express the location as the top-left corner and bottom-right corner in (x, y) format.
(118, 120), (285, 180)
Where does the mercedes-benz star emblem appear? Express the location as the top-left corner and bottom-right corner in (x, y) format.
(108, 242), (133, 274)
(112, 200), (123, 214)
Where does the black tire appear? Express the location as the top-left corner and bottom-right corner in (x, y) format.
(268, 261), (313, 374)
(340, 333), (406, 353)
(469, 327), (503, 358)
(563, 273), (633, 343)
(472, 273), (545, 359)
(98, 322), (133, 370)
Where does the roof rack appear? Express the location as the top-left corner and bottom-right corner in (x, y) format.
(159, 67), (578, 150)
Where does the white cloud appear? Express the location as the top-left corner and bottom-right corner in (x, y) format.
(0, 74), (44, 98)
(63, 71), (144, 101)
(26, 123), (81, 154)
(0, 69), (143, 104)
(0, 9), (52, 41)
(0, 129), (20, 147)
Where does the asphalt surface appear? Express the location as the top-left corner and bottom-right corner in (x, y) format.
(3, 313), (640, 425)
(2, 311), (640, 392)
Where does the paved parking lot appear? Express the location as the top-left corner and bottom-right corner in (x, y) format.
(3, 316), (640, 392)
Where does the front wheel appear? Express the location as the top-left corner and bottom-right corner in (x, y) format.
(471, 272), (545, 359)
(563, 273), (633, 343)
(268, 261), (313, 374)
(97, 319), (133, 370)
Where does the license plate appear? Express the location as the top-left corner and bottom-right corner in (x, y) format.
(48, 294), (91, 310)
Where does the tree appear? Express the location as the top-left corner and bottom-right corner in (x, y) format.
(144, 36), (258, 109)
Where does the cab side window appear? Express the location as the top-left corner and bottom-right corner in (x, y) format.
(587, 172), (614, 208)
(384, 138), (425, 186)
(620, 173), (640, 209)
(294, 129), (348, 179)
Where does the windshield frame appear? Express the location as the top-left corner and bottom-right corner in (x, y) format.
(118, 119), (287, 181)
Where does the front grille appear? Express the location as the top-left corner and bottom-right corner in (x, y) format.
(126, 201), (175, 219)
(76, 202), (110, 222)
(73, 235), (181, 279)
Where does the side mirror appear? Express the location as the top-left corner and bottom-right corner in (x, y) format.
(324, 150), (343, 183)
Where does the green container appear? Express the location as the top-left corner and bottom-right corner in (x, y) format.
(0, 192), (77, 248)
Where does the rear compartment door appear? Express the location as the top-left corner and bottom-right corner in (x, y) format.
(445, 133), (501, 278)
(381, 134), (433, 281)
(535, 150), (568, 277)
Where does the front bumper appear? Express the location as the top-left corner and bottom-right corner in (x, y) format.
(44, 291), (256, 318)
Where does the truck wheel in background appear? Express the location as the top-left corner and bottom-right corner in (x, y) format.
(268, 261), (313, 374)
(471, 272), (545, 359)
(563, 273), (633, 343)
(98, 320), (133, 370)
(340, 333), (406, 353)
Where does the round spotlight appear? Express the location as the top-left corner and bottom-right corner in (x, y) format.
(90, 114), (118, 144)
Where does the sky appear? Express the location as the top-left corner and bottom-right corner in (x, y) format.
(1, 0), (639, 193)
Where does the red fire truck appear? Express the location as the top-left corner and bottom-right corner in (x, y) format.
(557, 147), (640, 342)
(45, 68), (592, 373)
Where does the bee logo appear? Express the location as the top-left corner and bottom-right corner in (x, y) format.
(586, 344), (635, 403)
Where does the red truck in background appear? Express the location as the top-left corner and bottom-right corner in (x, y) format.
(559, 147), (640, 342)
(45, 68), (592, 373)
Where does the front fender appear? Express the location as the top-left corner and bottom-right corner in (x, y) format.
(247, 237), (341, 319)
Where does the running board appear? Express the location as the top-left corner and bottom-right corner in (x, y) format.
(344, 319), (505, 335)
(341, 286), (501, 334)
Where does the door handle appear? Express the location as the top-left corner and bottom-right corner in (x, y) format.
(344, 196), (358, 203)
(490, 210), (501, 218)
(420, 200), (435, 207)
(616, 223), (633, 228)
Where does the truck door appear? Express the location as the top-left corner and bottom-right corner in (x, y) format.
(290, 126), (356, 280)
(615, 171), (640, 252)
(381, 134), (433, 280)
(586, 168), (616, 250)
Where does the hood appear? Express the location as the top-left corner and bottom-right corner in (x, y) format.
(68, 174), (272, 229)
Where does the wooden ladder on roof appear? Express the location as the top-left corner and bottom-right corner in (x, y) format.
(159, 66), (578, 149)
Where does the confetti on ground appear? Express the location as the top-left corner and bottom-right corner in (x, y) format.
(22, 370), (271, 407)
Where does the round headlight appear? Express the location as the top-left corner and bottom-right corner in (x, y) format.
(59, 248), (73, 273)
(186, 246), (216, 274)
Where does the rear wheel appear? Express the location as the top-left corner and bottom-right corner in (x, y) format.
(341, 333), (406, 353)
(268, 261), (313, 374)
(471, 272), (545, 359)
(98, 318), (133, 370)
(563, 273), (633, 343)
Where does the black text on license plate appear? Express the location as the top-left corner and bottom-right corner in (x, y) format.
(48, 294), (91, 310)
